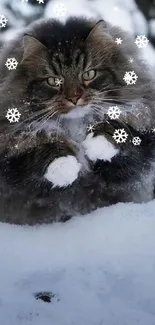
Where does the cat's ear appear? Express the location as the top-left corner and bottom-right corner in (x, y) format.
(21, 34), (47, 63)
(86, 20), (113, 43)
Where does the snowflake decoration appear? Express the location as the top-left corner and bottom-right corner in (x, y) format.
(0, 14), (8, 28)
(87, 124), (95, 133)
(5, 58), (18, 70)
(36, 0), (44, 4)
(132, 137), (141, 146)
(53, 2), (67, 17)
(6, 108), (21, 123)
(135, 35), (149, 48)
(115, 38), (123, 45)
(107, 106), (121, 120)
(129, 57), (134, 64)
(151, 128), (155, 133)
(55, 78), (63, 87)
(112, 128), (128, 144)
(123, 71), (138, 85)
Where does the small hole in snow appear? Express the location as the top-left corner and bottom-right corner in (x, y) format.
(34, 292), (55, 303)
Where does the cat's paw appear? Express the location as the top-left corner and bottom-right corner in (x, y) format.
(44, 155), (81, 187)
(83, 133), (119, 162)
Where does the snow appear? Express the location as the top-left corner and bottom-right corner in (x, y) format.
(1, 200), (155, 324)
(44, 0), (97, 21)
(44, 155), (81, 187)
(150, 19), (155, 36)
(83, 133), (119, 162)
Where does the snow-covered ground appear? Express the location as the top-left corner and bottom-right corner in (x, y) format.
(1, 200), (155, 325)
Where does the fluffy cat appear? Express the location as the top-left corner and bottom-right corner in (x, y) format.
(0, 17), (155, 224)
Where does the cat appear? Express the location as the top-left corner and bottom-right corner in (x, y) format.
(0, 17), (155, 225)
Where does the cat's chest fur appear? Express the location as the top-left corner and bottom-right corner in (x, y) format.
(34, 112), (98, 144)
(61, 117), (92, 143)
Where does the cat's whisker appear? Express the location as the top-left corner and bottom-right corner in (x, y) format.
(56, 115), (61, 140)
(92, 107), (136, 140)
(93, 107), (106, 120)
(92, 100), (134, 113)
(93, 106), (104, 117)
(31, 107), (56, 123)
(29, 110), (56, 132)
(99, 83), (117, 91)
(30, 106), (57, 127)
(29, 110), (53, 130)
(94, 103), (132, 116)
(37, 110), (59, 130)
(93, 104), (135, 136)
(10, 107), (56, 133)
(35, 100), (55, 107)
(93, 97), (133, 104)
(93, 102), (125, 114)
(37, 110), (59, 132)
(118, 117), (135, 137)
(11, 107), (50, 129)
(100, 95), (142, 102)
(100, 85), (139, 93)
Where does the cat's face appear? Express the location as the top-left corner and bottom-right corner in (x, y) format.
(18, 19), (135, 122)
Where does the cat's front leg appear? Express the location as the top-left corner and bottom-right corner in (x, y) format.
(83, 120), (124, 163)
(2, 130), (82, 188)
(44, 154), (81, 188)
(83, 132), (119, 162)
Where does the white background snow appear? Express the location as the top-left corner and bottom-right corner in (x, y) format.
(1, 201), (155, 324)
(1, 0), (155, 324)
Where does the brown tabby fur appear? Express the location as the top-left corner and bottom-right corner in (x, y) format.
(0, 18), (155, 224)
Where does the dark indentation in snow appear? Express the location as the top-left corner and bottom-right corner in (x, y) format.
(34, 291), (55, 303)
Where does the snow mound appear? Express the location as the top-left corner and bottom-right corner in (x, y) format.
(0, 200), (155, 324)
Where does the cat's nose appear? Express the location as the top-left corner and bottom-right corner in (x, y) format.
(67, 96), (81, 105)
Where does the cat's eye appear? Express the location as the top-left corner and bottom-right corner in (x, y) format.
(47, 77), (63, 87)
(82, 70), (96, 81)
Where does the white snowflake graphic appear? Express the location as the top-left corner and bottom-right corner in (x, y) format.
(55, 78), (63, 86)
(135, 35), (149, 48)
(132, 136), (141, 146)
(115, 38), (123, 45)
(36, 0), (44, 4)
(0, 14), (8, 28)
(5, 58), (18, 70)
(123, 71), (138, 85)
(129, 57), (134, 63)
(6, 108), (21, 123)
(151, 128), (155, 133)
(112, 129), (128, 144)
(53, 2), (67, 17)
(87, 124), (95, 133)
(107, 106), (121, 119)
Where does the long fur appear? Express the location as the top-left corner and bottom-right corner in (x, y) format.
(0, 17), (155, 224)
